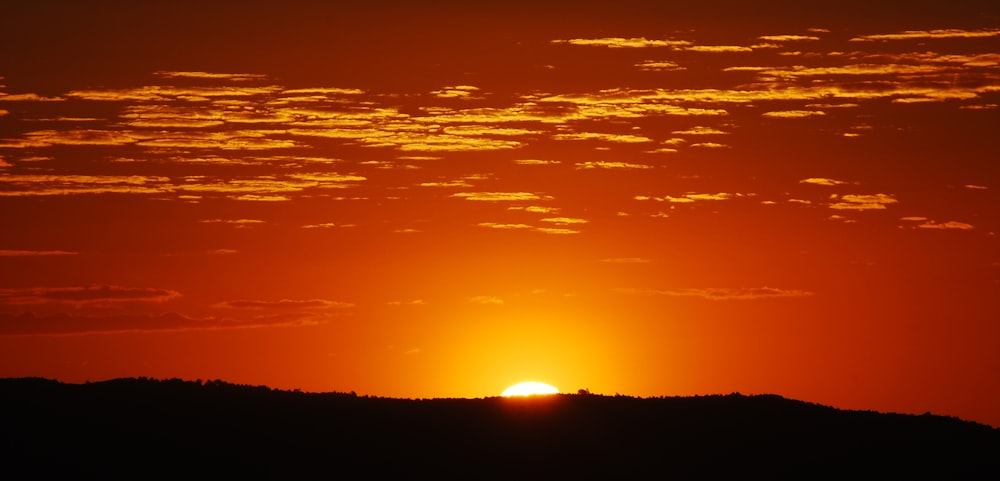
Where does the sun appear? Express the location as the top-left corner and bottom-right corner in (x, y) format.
(501, 381), (559, 397)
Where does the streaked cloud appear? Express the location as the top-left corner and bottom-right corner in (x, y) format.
(431, 85), (482, 99)
(154, 71), (269, 81)
(762, 110), (826, 118)
(829, 193), (898, 211)
(477, 222), (533, 230)
(513, 159), (560, 166)
(0, 92), (64, 102)
(551, 37), (692, 48)
(0, 285), (180, 306)
(541, 217), (588, 225)
(672, 126), (729, 135)
(466, 295), (503, 305)
(800, 177), (851, 186)
(635, 60), (684, 71)
(451, 192), (546, 202)
(616, 287), (814, 300)
(214, 299), (353, 310)
(683, 45), (753, 53)
(0, 250), (78, 257)
(636, 192), (746, 203)
(553, 132), (654, 143)
(900, 217), (975, 230)
(758, 35), (820, 42)
(849, 28), (1000, 42)
(575, 161), (652, 170)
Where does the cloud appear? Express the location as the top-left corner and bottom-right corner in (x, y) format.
(0, 250), (78, 257)
(635, 60), (684, 71)
(419, 180), (474, 188)
(477, 221), (581, 235)
(758, 35), (820, 42)
(154, 71), (269, 81)
(231, 194), (291, 201)
(541, 217), (588, 225)
(636, 192), (746, 203)
(553, 132), (654, 143)
(849, 28), (1000, 42)
(466, 295), (503, 305)
(964, 184), (988, 190)
(387, 299), (426, 306)
(535, 227), (581, 235)
(682, 45), (753, 53)
(200, 219), (265, 227)
(477, 222), (533, 230)
(575, 161), (652, 170)
(800, 177), (850, 186)
(762, 110), (826, 118)
(431, 85), (481, 99)
(302, 222), (354, 229)
(0, 285), (180, 306)
(514, 159), (560, 166)
(672, 126), (729, 135)
(0, 93), (64, 102)
(451, 192), (546, 202)
(214, 299), (353, 310)
(900, 218), (975, 230)
(829, 193), (898, 211)
(551, 37), (692, 48)
(617, 287), (814, 300)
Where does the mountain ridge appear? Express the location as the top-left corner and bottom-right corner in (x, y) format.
(2, 377), (997, 479)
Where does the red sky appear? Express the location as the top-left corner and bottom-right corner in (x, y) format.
(1, 1), (998, 426)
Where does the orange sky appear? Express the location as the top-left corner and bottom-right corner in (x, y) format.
(1, 1), (998, 426)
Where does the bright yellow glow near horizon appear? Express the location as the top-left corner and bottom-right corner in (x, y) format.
(501, 381), (560, 397)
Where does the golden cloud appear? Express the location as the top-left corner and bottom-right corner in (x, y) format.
(551, 37), (692, 48)
(850, 28), (1000, 42)
(452, 192), (545, 202)
(616, 287), (814, 300)
(829, 193), (898, 210)
(576, 161), (653, 170)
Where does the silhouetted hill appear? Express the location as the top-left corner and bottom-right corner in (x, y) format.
(2, 378), (996, 479)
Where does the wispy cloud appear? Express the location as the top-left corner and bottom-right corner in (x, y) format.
(617, 287), (814, 300)
(0, 285), (180, 306)
(551, 37), (692, 48)
(452, 192), (547, 202)
(758, 35), (820, 42)
(829, 193), (898, 211)
(576, 161), (652, 170)
(635, 60), (685, 71)
(800, 177), (851, 186)
(900, 217), (975, 230)
(0, 250), (78, 257)
(466, 295), (503, 305)
(849, 28), (1000, 42)
(762, 110), (826, 118)
(214, 299), (353, 310)
(154, 71), (269, 81)
(636, 192), (747, 203)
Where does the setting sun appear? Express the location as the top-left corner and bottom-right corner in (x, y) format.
(501, 382), (560, 397)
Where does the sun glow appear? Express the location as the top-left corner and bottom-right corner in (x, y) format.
(501, 381), (560, 397)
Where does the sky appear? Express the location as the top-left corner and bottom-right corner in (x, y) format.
(1, 1), (998, 426)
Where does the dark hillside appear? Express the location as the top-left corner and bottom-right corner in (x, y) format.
(2, 378), (996, 479)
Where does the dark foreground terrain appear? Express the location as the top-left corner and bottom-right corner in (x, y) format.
(2, 378), (996, 479)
